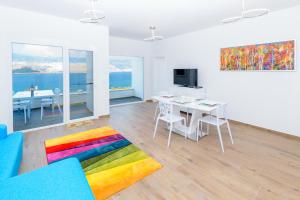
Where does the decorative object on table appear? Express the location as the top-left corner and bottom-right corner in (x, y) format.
(44, 127), (162, 200)
(220, 40), (295, 71)
(172, 96), (197, 104)
(29, 84), (35, 97)
(199, 100), (219, 107)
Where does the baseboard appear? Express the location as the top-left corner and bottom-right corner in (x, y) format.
(229, 119), (300, 141)
(66, 120), (95, 128)
(98, 115), (110, 119)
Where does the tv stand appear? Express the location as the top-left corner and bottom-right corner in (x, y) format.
(170, 85), (207, 98)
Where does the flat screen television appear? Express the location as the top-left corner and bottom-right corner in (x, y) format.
(173, 68), (198, 87)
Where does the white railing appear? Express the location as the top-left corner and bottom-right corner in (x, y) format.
(109, 88), (135, 99)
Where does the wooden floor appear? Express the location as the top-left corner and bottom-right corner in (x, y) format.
(20, 102), (300, 200)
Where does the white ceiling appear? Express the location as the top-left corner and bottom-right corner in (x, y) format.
(0, 0), (300, 40)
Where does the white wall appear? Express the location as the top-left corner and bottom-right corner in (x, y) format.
(131, 57), (144, 99)
(0, 6), (109, 132)
(109, 36), (153, 100)
(153, 6), (300, 137)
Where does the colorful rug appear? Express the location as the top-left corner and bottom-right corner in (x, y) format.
(44, 127), (162, 200)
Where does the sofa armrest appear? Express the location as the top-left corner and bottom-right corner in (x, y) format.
(0, 124), (8, 140)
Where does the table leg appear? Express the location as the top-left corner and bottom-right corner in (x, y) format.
(168, 107), (207, 141)
(52, 97), (55, 113)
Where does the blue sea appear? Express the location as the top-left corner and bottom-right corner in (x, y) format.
(13, 72), (132, 93)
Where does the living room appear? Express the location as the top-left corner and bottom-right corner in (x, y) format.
(0, 1), (299, 200)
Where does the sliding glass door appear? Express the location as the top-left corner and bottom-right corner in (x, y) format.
(12, 43), (64, 131)
(69, 50), (94, 120)
(12, 44), (95, 131)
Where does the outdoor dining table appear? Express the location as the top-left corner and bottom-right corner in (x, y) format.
(13, 90), (54, 100)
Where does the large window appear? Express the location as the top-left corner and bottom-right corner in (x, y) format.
(109, 57), (133, 90)
(69, 50), (94, 120)
(12, 43), (63, 131)
(109, 56), (144, 105)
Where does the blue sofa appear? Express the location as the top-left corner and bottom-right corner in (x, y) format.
(0, 124), (95, 200)
(0, 158), (95, 200)
(0, 125), (23, 181)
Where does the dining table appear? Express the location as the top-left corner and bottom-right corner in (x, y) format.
(152, 95), (225, 141)
(13, 90), (55, 100)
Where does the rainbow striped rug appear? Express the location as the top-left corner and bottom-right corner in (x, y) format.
(44, 127), (162, 200)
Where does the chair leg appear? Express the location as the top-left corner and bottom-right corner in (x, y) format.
(27, 106), (29, 119)
(197, 120), (200, 142)
(226, 121), (234, 144)
(207, 123), (210, 135)
(154, 104), (159, 121)
(186, 109), (189, 124)
(217, 125), (224, 153)
(200, 121), (203, 137)
(153, 117), (160, 139)
(23, 107), (27, 124)
(27, 107), (31, 119)
(58, 103), (62, 113)
(183, 118), (187, 139)
(41, 106), (43, 120)
(167, 123), (173, 147)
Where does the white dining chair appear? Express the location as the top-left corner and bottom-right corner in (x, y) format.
(13, 100), (30, 124)
(197, 103), (234, 153)
(153, 91), (170, 121)
(41, 88), (62, 120)
(153, 101), (187, 147)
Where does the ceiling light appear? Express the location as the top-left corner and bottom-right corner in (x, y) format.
(80, 0), (105, 24)
(221, 0), (270, 24)
(144, 26), (164, 42)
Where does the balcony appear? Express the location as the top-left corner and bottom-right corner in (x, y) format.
(13, 91), (93, 131)
(109, 56), (144, 106)
(109, 88), (143, 105)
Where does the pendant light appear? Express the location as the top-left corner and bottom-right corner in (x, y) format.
(222, 0), (270, 24)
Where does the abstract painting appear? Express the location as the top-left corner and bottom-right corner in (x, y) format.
(45, 127), (162, 200)
(220, 40), (295, 71)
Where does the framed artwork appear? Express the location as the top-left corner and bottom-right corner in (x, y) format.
(220, 40), (295, 71)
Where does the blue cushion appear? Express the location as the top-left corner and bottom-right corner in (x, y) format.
(0, 132), (23, 181)
(0, 158), (95, 200)
(0, 124), (8, 140)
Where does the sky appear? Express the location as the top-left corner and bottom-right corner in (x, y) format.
(12, 43), (92, 73)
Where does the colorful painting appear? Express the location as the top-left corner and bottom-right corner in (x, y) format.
(44, 127), (162, 200)
(220, 40), (295, 71)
